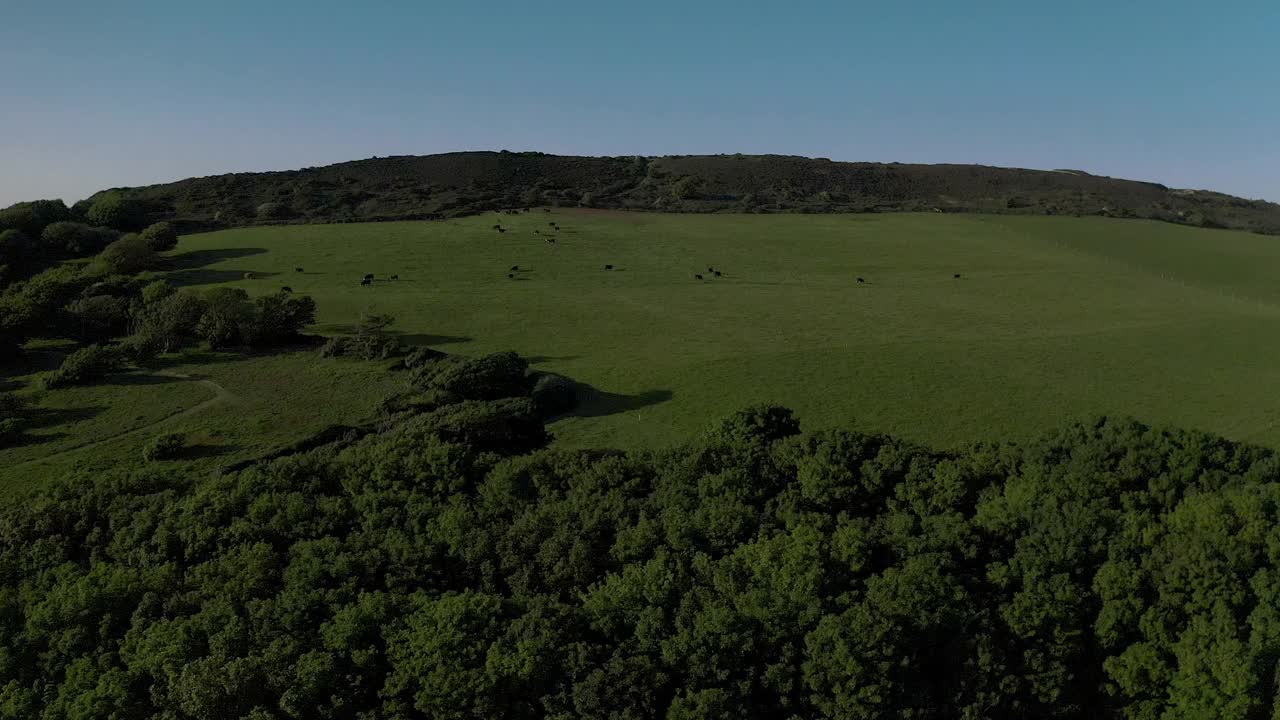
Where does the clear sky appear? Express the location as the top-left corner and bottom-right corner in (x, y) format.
(2, 0), (1277, 207)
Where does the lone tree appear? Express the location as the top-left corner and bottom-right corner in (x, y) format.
(85, 192), (145, 231)
(139, 221), (179, 252)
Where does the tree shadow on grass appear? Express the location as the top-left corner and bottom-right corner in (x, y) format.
(167, 247), (268, 270)
(525, 354), (580, 364)
(181, 443), (240, 460)
(567, 383), (674, 418)
(166, 269), (281, 286)
(102, 373), (184, 387)
(25, 405), (105, 430)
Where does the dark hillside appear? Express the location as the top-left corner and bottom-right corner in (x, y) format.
(91, 151), (1280, 234)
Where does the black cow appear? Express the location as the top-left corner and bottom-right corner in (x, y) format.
(707, 267), (714, 273)
(549, 222), (556, 227)
(543, 208), (551, 213)
(546, 238), (556, 244)
(510, 265), (519, 271)
(361, 278), (372, 286)
(493, 224), (502, 230)
(498, 228), (506, 233)
(364, 273), (374, 280)
(280, 286), (292, 293)
(714, 271), (722, 277)
(695, 274), (703, 280)
(856, 277), (865, 284)
(391, 274), (399, 280)
(604, 264), (613, 270)
(294, 267), (303, 273)
(508, 273), (515, 279)
(954, 273), (961, 279)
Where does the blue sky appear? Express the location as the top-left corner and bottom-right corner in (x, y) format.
(2, 0), (1277, 206)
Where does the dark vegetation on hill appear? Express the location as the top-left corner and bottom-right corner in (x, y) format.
(72, 151), (1280, 235)
(3, 370), (1280, 718)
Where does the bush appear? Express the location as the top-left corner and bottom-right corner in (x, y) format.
(85, 192), (145, 231)
(140, 279), (174, 306)
(0, 199), (70, 237)
(0, 264), (92, 339)
(131, 289), (207, 352)
(93, 234), (157, 275)
(320, 334), (402, 360)
(42, 343), (124, 389)
(64, 294), (131, 342)
(412, 350), (530, 401)
(139, 221), (179, 252)
(0, 229), (37, 282)
(195, 287), (252, 349)
(243, 291), (316, 347)
(142, 432), (184, 461)
(0, 392), (29, 443)
(40, 222), (119, 256)
(530, 373), (577, 417)
(402, 346), (445, 370)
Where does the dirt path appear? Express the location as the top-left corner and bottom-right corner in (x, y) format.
(8, 371), (238, 470)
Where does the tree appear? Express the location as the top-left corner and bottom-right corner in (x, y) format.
(40, 221), (119, 256)
(85, 192), (145, 231)
(139, 221), (179, 252)
(243, 291), (316, 347)
(42, 343), (124, 388)
(65, 294), (131, 342)
(0, 199), (70, 237)
(195, 287), (252, 348)
(92, 234), (157, 275)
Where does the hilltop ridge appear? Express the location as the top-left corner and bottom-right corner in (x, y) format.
(87, 151), (1280, 234)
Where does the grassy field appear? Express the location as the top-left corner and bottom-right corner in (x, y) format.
(0, 348), (399, 495)
(134, 210), (1280, 451)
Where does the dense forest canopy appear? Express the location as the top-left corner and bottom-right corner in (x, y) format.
(72, 151), (1280, 235)
(3, 387), (1278, 718)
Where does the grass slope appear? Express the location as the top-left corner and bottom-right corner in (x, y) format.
(158, 210), (1280, 450)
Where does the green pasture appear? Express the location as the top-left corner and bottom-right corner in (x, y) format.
(151, 210), (1280, 450)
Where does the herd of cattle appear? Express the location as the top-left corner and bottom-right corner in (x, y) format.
(251, 212), (966, 291)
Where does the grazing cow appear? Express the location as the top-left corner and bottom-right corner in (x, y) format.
(953, 273), (961, 279)
(604, 264), (613, 270)
(243, 272), (255, 280)
(534, 229), (541, 234)
(695, 274), (703, 280)
(549, 222), (556, 227)
(510, 265), (519, 271)
(856, 277), (865, 284)
(707, 267), (714, 273)
(295, 267), (303, 273)
(545, 238), (556, 244)
(498, 228), (507, 233)
(508, 273), (515, 279)
(543, 208), (551, 213)
(361, 278), (372, 286)
(391, 274), (399, 280)
(364, 273), (374, 281)
(714, 271), (722, 277)
(493, 224), (502, 230)
(280, 286), (292, 293)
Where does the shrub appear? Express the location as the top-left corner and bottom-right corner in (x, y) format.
(531, 373), (577, 417)
(320, 334), (402, 360)
(141, 279), (175, 305)
(0, 229), (37, 281)
(64, 294), (132, 341)
(42, 343), (124, 389)
(195, 287), (252, 349)
(85, 192), (145, 231)
(40, 222), (119, 256)
(0, 264), (92, 339)
(402, 346), (445, 370)
(243, 291), (316, 347)
(131, 289), (207, 352)
(142, 432), (185, 461)
(0, 392), (29, 442)
(0, 199), (70, 237)
(413, 350), (530, 401)
(139, 221), (179, 252)
(93, 234), (157, 275)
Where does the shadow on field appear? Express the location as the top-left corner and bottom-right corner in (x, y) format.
(182, 443), (240, 460)
(569, 384), (674, 418)
(166, 269), (281, 286)
(26, 405), (105, 430)
(525, 355), (580, 364)
(167, 247), (268, 270)
(103, 373), (184, 387)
